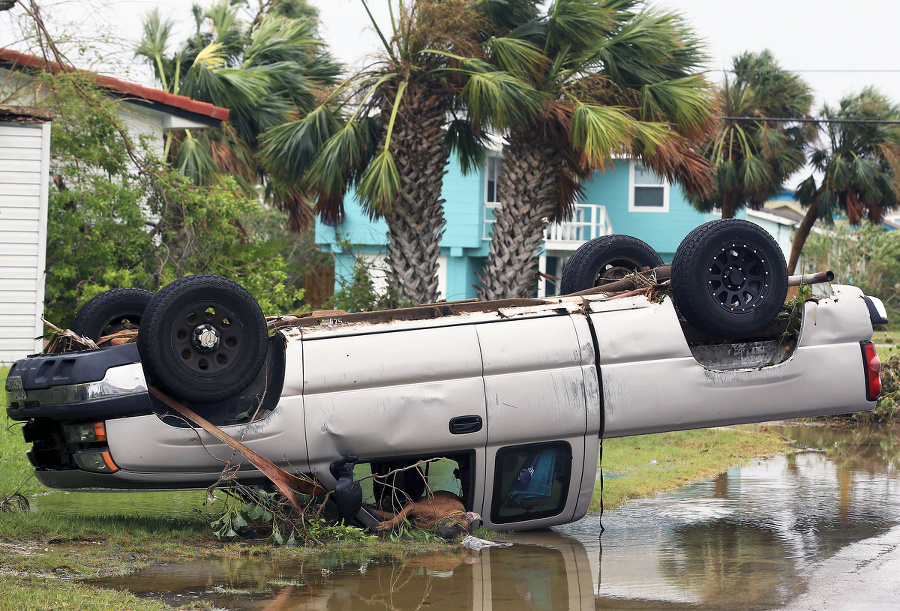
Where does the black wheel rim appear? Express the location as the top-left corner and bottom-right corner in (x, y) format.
(169, 300), (245, 378)
(705, 242), (771, 313)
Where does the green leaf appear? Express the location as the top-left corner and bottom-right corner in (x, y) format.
(357, 149), (401, 214)
(570, 103), (634, 166)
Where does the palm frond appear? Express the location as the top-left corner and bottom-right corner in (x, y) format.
(486, 36), (547, 80)
(569, 103), (634, 166)
(259, 105), (342, 183)
(357, 148), (401, 215)
(173, 131), (221, 184)
(446, 118), (490, 175)
(460, 70), (545, 130)
(307, 120), (370, 200)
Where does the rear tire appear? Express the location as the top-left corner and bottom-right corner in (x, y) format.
(671, 219), (788, 339)
(560, 235), (663, 294)
(137, 275), (267, 403)
(70, 288), (154, 341)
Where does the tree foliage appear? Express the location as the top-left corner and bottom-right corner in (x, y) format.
(38, 74), (306, 324)
(804, 223), (900, 317)
(260, 0), (542, 304)
(788, 87), (900, 272)
(477, 0), (717, 299)
(135, 0), (340, 230)
(687, 49), (815, 219)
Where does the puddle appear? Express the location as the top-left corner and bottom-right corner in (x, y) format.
(86, 425), (900, 609)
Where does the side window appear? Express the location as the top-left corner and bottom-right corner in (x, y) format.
(629, 161), (669, 212)
(356, 452), (475, 514)
(483, 155), (503, 240)
(486, 155), (502, 205)
(491, 442), (572, 524)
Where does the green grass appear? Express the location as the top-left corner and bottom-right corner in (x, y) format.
(873, 330), (895, 345)
(1, 365), (46, 498)
(593, 426), (791, 511)
(0, 575), (181, 611)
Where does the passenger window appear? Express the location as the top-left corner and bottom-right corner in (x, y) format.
(356, 453), (474, 514)
(491, 442), (572, 524)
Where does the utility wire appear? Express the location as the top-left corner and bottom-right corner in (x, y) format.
(720, 117), (900, 125)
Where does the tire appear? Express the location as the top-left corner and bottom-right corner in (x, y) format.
(137, 275), (267, 403)
(560, 235), (664, 294)
(671, 219), (788, 339)
(70, 288), (154, 341)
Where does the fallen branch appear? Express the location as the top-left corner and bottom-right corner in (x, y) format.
(147, 386), (327, 515)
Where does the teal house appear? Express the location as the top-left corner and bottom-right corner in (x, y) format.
(315, 156), (792, 301)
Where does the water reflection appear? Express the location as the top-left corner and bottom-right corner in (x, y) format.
(87, 425), (900, 610)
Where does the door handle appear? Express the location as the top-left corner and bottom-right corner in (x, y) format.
(449, 415), (483, 434)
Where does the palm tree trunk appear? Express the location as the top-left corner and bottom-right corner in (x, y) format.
(721, 189), (734, 219)
(788, 187), (823, 273)
(477, 128), (561, 300)
(383, 90), (449, 305)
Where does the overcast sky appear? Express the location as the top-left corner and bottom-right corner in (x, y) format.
(3, 0), (898, 110)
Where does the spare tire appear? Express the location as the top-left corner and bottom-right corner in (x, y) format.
(560, 235), (663, 294)
(70, 288), (154, 341)
(671, 219), (788, 339)
(137, 275), (267, 403)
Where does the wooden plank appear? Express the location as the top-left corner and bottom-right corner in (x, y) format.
(0, 205), (39, 220)
(0, 301), (38, 315)
(0, 139), (43, 151)
(0, 255), (39, 271)
(0, 230), (41, 245)
(0, 327), (39, 340)
(0, 314), (39, 329)
(0, 278), (39, 292)
(0, 220), (40, 233)
(0, 243), (38, 256)
(0, 147), (42, 161)
(2, 290), (39, 303)
(0, 338), (42, 351)
(0, 195), (40, 209)
(0, 124), (43, 137)
(0, 159), (42, 173)
(0, 183), (40, 197)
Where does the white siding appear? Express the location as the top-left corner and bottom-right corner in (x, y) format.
(0, 121), (50, 363)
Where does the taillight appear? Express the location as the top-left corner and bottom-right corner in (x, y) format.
(862, 341), (881, 401)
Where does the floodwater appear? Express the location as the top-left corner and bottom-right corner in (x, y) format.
(81, 425), (900, 610)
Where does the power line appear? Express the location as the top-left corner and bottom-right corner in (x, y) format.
(712, 69), (900, 74)
(720, 116), (900, 125)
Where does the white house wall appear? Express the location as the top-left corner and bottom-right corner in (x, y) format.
(0, 120), (50, 363)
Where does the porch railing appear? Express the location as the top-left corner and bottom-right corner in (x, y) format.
(483, 202), (613, 249)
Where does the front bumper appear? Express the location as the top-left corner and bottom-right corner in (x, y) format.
(6, 343), (153, 422)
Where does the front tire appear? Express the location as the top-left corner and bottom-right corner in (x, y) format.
(671, 219), (788, 339)
(560, 235), (663, 294)
(137, 275), (267, 403)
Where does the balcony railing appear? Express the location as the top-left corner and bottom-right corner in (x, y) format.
(483, 202), (613, 249)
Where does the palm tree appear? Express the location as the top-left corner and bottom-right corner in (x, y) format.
(260, 0), (542, 304)
(788, 88), (900, 273)
(476, 0), (717, 300)
(688, 50), (815, 219)
(135, 1), (341, 230)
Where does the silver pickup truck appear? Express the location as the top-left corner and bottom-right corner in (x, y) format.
(4, 221), (887, 531)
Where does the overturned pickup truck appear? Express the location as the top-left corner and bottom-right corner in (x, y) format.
(4, 220), (887, 531)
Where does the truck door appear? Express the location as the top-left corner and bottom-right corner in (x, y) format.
(475, 313), (599, 529)
(301, 323), (488, 510)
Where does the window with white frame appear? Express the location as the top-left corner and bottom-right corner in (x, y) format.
(486, 155), (502, 205)
(629, 162), (669, 212)
(483, 155), (503, 239)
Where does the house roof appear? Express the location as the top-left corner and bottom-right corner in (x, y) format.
(0, 48), (229, 125)
(0, 105), (52, 123)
